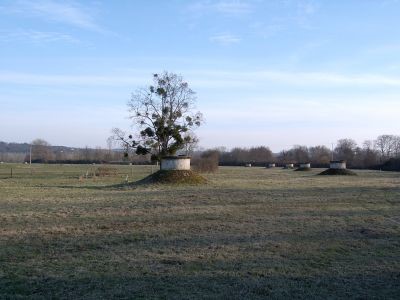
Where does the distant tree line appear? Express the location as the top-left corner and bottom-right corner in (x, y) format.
(197, 134), (400, 170)
(217, 146), (274, 166)
(1, 134), (400, 170)
(0, 139), (151, 164)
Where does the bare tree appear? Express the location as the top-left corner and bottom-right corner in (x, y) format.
(248, 146), (273, 163)
(31, 138), (54, 162)
(374, 134), (397, 161)
(360, 140), (379, 167)
(335, 138), (358, 165)
(309, 145), (331, 165)
(228, 147), (249, 164)
(55, 150), (66, 161)
(182, 132), (199, 156)
(94, 147), (104, 161)
(1, 152), (25, 163)
(291, 145), (309, 163)
(278, 149), (291, 164)
(390, 136), (400, 158)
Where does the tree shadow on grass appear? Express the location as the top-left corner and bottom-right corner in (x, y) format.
(37, 182), (139, 191)
(1, 271), (399, 299)
(47, 170), (208, 190)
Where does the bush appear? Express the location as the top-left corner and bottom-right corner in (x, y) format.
(380, 158), (400, 171)
(192, 150), (219, 173)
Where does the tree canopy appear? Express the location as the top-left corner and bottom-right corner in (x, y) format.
(112, 72), (202, 161)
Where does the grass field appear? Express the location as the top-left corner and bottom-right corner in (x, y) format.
(1, 164), (399, 299)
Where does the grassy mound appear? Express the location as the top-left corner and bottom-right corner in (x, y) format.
(318, 168), (357, 176)
(294, 167), (312, 171)
(136, 170), (207, 185)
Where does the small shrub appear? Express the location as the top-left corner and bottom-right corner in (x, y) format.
(192, 150), (219, 173)
(380, 158), (400, 171)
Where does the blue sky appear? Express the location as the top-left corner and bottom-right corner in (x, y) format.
(1, 0), (400, 151)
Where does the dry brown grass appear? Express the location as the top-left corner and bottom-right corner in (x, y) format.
(0, 164), (399, 299)
(95, 166), (118, 177)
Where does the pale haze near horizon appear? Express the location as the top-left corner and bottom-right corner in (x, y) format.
(1, 0), (400, 152)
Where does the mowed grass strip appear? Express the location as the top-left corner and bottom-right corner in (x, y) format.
(0, 164), (399, 299)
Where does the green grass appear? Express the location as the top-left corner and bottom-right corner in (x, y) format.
(1, 164), (399, 299)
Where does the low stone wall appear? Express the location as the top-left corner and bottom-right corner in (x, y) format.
(161, 156), (191, 170)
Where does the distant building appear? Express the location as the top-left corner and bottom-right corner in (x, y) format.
(330, 160), (346, 169)
(161, 156), (191, 170)
(299, 162), (311, 168)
